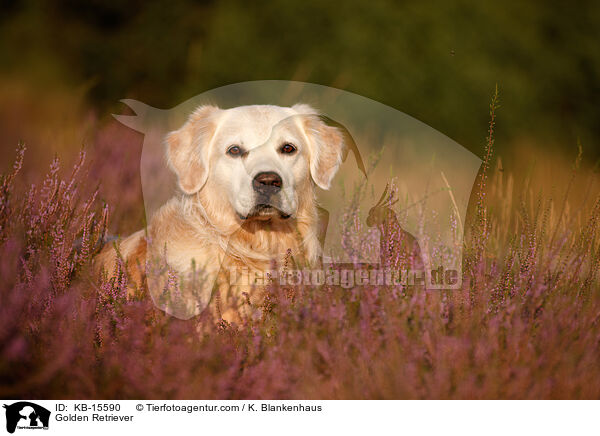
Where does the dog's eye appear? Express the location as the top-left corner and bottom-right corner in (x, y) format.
(280, 143), (297, 154)
(227, 145), (243, 157)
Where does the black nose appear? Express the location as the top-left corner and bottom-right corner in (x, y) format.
(253, 171), (282, 196)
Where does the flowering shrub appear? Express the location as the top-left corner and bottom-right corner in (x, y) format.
(1, 93), (599, 399)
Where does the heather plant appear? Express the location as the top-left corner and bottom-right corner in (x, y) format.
(1, 90), (600, 399)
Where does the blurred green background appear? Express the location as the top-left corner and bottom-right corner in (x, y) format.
(1, 0), (599, 160)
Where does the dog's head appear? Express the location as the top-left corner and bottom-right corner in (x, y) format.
(166, 104), (346, 223)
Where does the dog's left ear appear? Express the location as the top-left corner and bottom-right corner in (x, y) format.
(166, 105), (220, 194)
(293, 104), (347, 190)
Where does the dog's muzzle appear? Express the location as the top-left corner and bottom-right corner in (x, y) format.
(239, 171), (290, 220)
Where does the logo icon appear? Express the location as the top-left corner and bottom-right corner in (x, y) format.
(112, 81), (482, 319)
(3, 402), (50, 434)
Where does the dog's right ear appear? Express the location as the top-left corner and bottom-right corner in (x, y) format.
(166, 105), (220, 195)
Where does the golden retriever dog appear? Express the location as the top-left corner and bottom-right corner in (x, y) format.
(95, 104), (347, 322)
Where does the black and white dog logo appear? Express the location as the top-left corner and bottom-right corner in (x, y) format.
(3, 402), (50, 434)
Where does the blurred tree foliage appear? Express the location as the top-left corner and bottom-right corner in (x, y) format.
(0, 0), (599, 157)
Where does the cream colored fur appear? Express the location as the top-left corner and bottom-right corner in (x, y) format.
(95, 104), (346, 322)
